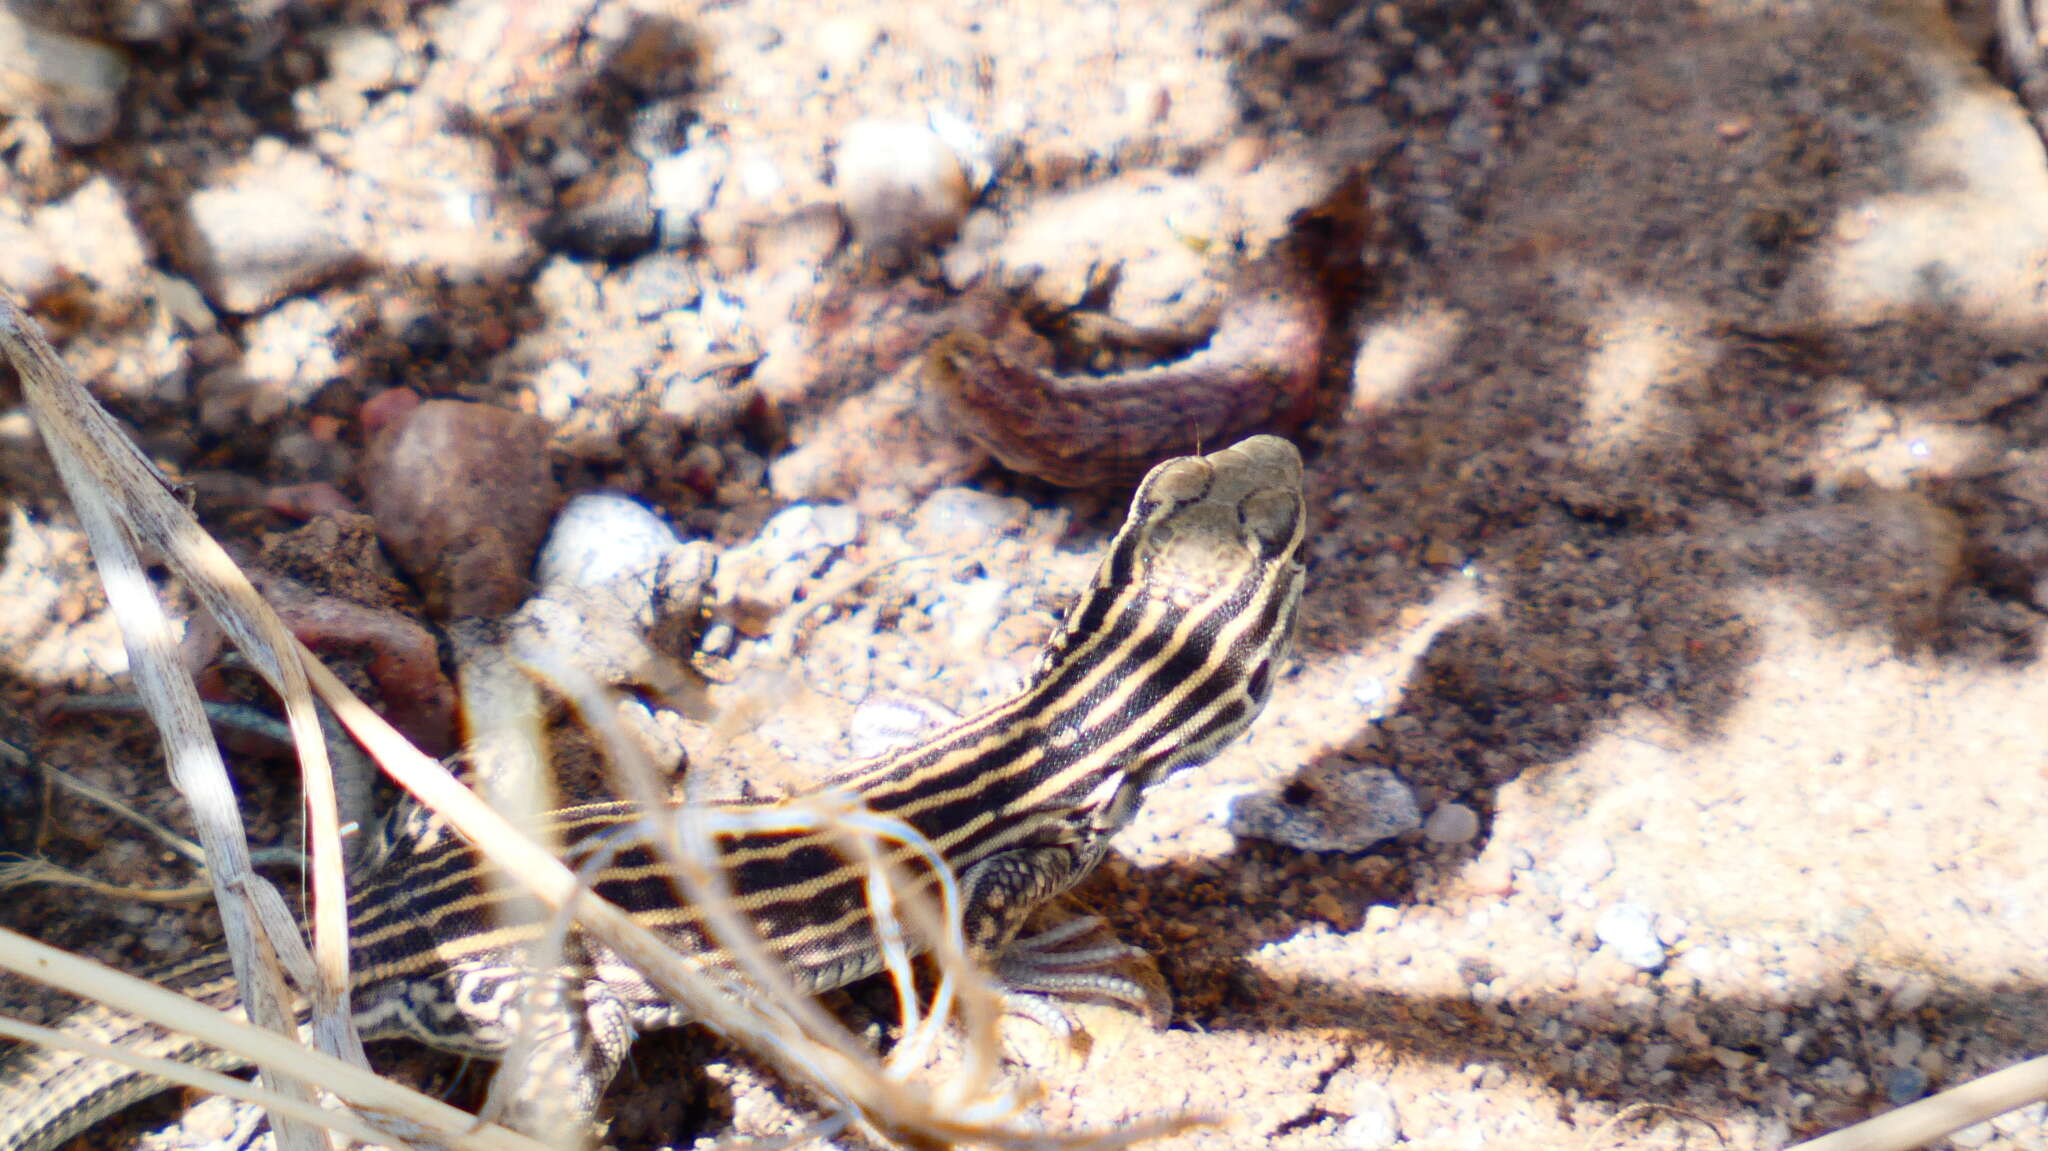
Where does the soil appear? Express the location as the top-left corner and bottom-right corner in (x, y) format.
(1, 1), (2046, 1149)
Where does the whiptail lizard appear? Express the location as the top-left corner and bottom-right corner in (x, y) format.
(0, 433), (1307, 1150)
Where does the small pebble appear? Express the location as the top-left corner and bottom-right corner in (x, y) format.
(1884, 1065), (1928, 1106)
(677, 441), (725, 491)
(1891, 975), (1935, 1012)
(535, 494), (684, 592)
(185, 150), (361, 313)
(194, 368), (261, 434)
(150, 273), (217, 333)
(1339, 1080), (1401, 1149)
(1228, 764), (1421, 852)
(0, 213), (58, 301)
(34, 177), (148, 297)
(544, 154), (657, 260)
(627, 98), (692, 160)
(111, 0), (178, 42)
(1654, 913), (1689, 947)
(317, 25), (406, 93)
(240, 298), (345, 422)
(1889, 1024), (1925, 1068)
(832, 116), (973, 263)
(530, 358), (591, 425)
(649, 136), (729, 249)
(849, 694), (958, 759)
(627, 254), (702, 319)
(530, 249), (602, 313)
(1350, 674), (1387, 712)
(911, 488), (1028, 547)
(734, 147), (784, 201)
(1594, 901), (1666, 971)
(698, 621), (736, 658)
(1423, 801), (1479, 845)
(939, 208), (1005, 289)
(0, 11), (128, 145)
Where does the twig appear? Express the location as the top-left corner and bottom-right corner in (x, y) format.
(1786, 1051), (2048, 1151)
(1, 291), (341, 1151)
(0, 928), (548, 1151)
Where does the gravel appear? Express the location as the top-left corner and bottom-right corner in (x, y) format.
(4, 2), (2048, 1150)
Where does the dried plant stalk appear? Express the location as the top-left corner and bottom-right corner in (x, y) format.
(1785, 1051), (2048, 1151)
(0, 929), (548, 1151)
(2, 292), (349, 1151)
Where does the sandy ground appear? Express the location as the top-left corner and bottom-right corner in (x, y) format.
(1, 0), (2046, 1148)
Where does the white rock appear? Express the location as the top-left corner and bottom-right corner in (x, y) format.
(0, 11), (128, 145)
(317, 25), (406, 93)
(1339, 1080), (1401, 1149)
(536, 494), (682, 591)
(240, 298), (344, 421)
(833, 116), (973, 262)
(649, 136), (728, 249)
(1595, 901), (1666, 971)
(0, 211), (58, 300)
(849, 694), (958, 759)
(911, 488), (1028, 547)
(35, 177), (148, 297)
(186, 149), (360, 313)
(1423, 802), (1480, 845)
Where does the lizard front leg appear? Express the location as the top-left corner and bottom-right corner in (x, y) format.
(421, 962), (637, 1140)
(957, 844), (1169, 1036)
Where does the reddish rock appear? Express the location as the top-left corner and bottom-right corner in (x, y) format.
(362, 399), (561, 618)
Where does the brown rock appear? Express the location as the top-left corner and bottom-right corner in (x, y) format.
(362, 399), (561, 618)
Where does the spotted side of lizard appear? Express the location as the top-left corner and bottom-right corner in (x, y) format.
(0, 433), (1308, 1150)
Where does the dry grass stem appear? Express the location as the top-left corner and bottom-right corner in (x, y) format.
(0, 928), (550, 1151)
(0, 1016), (429, 1151)
(0, 857), (215, 902)
(1785, 1051), (2048, 1151)
(2, 291), (344, 1151)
